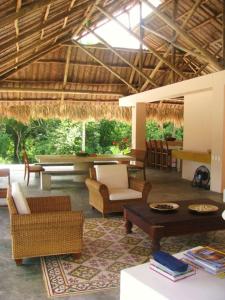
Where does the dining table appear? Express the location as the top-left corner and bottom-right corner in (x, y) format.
(36, 154), (134, 183)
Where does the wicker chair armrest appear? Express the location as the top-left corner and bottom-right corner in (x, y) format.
(26, 196), (71, 212)
(129, 177), (152, 194)
(11, 211), (84, 230)
(85, 178), (109, 200)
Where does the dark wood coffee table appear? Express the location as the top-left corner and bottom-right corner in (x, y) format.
(124, 199), (225, 253)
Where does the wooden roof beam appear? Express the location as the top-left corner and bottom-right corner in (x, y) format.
(54, 0), (77, 43)
(141, 0), (222, 71)
(86, 27), (158, 88)
(0, 37), (69, 81)
(142, 25), (206, 59)
(61, 46), (72, 102)
(0, 0), (89, 54)
(39, 4), (51, 41)
(73, 40), (138, 93)
(140, 0), (202, 91)
(0, 0), (57, 29)
(72, 0), (102, 37)
(4, 80), (127, 88)
(129, 55), (139, 84)
(14, 0), (22, 64)
(0, 99), (119, 103)
(95, 5), (186, 80)
(0, 22), (78, 68)
(0, 86), (123, 97)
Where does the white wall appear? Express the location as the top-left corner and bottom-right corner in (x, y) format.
(182, 90), (212, 181)
(121, 70), (225, 193)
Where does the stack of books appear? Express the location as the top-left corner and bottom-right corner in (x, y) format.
(184, 246), (225, 275)
(150, 258), (196, 282)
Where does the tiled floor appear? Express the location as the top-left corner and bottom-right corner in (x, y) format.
(0, 165), (222, 300)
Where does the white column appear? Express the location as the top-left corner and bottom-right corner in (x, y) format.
(132, 103), (146, 150)
(210, 75), (225, 193)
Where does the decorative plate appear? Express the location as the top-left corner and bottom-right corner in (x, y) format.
(149, 202), (179, 212)
(188, 204), (219, 214)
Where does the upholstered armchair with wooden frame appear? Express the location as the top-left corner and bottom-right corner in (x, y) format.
(7, 183), (84, 265)
(85, 164), (152, 216)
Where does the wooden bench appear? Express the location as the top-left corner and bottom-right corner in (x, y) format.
(40, 169), (88, 190)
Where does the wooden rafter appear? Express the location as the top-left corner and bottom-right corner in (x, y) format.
(73, 40), (138, 93)
(54, 0), (77, 43)
(139, 1), (144, 89)
(141, 26), (205, 59)
(0, 0), (90, 54)
(61, 46), (72, 102)
(86, 27), (158, 88)
(63, 42), (185, 56)
(40, 4), (51, 41)
(95, 5), (186, 80)
(4, 80), (126, 88)
(141, 0), (222, 71)
(0, 23), (78, 68)
(0, 99), (119, 103)
(0, 37), (69, 81)
(140, 0), (202, 91)
(14, 0), (22, 64)
(72, 0), (101, 37)
(0, 86), (123, 97)
(0, 0), (56, 29)
(129, 55), (139, 84)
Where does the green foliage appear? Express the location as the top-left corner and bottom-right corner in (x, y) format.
(146, 121), (183, 140)
(0, 117), (183, 163)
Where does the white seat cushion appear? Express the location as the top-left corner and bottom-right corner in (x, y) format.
(94, 164), (128, 189)
(11, 182), (31, 214)
(109, 188), (142, 201)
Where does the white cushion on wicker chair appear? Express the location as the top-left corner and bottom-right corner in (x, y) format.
(11, 182), (31, 214)
(94, 164), (128, 189)
(109, 188), (142, 201)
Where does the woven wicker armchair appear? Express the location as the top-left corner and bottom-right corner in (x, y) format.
(7, 188), (84, 265)
(85, 165), (152, 216)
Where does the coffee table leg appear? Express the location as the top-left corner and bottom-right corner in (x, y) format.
(151, 237), (161, 253)
(125, 220), (133, 234)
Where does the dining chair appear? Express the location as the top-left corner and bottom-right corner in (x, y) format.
(154, 140), (163, 169)
(22, 149), (45, 185)
(127, 149), (147, 180)
(161, 140), (172, 169)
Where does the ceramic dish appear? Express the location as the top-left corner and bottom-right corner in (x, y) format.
(188, 204), (218, 214)
(149, 202), (179, 212)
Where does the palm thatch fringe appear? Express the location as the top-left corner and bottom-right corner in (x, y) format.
(0, 101), (183, 126)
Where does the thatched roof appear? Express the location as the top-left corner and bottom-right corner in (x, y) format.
(0, 0), (223, 124)
(0, 100), (183, 125)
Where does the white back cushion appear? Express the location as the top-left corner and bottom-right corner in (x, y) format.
(94, 164), (128, 189)
(11, 182), (31, 214)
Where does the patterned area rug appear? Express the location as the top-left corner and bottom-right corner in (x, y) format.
(41, 218), (225, 297)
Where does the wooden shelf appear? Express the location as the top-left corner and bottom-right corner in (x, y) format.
(172, 150), (211, 163)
